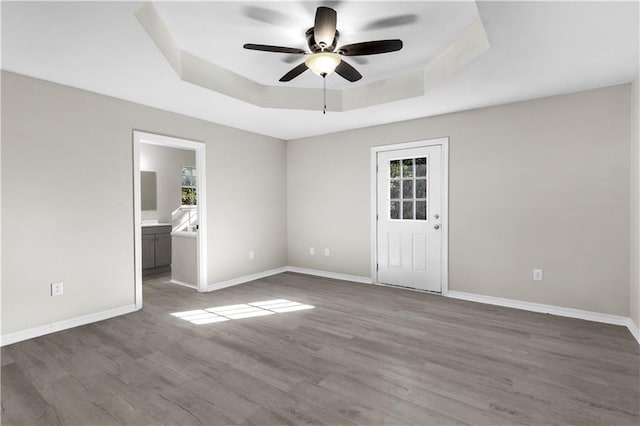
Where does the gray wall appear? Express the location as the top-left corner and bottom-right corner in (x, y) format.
(1, 71), (287, 335)
(631, 72), (640, 329)
(140, 144), (195, 223)
(288, 85), (631, 316)
(2, 69), (634, 338)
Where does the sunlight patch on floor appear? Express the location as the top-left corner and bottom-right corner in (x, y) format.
(171, 299), (314, 324)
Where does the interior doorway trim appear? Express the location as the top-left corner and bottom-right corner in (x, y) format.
(133, 131), (208, 308)
(370, 137), (449, 294)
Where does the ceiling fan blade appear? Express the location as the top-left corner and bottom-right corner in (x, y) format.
(338, 39), (403, 56)
(351, 57), (369, 65)
(243, 44), (306, 54)
(335, 60), (362, 82)
(279, 63), (309, 82)
(314, 7), (337, 48)
(242, 6), (298, 28)
(361, 14), (417, 31)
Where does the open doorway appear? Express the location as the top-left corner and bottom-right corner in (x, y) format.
(133, 131), (208, 308)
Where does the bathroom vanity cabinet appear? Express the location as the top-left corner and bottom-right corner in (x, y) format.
(142, 225), (172, 276)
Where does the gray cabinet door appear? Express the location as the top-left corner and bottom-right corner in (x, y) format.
(155, 233), (172, 267)
(142, 234), (156, 269)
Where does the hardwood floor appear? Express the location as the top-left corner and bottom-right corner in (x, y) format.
(2, 272), (639, 425)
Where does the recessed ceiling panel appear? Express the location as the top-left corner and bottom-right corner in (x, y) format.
(136, 2), (489, 112)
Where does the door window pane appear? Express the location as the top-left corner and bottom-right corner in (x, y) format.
(415, 157), (427, 177)
(416, 201), (427, 220)
(402, 179), (413, 199)
(390, 201), (400, 219)
(402, 201), (414, 220)
(416, 179), (426, 198)
(390, 160), (400, 178)
(390, 180), (400, 199)
(402, 159), (414, 178)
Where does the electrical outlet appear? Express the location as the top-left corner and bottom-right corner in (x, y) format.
(309, 247), (315, 255)
(324, 248), (330, 257)
(533, 269), (543, 281)
(248, 250), (255, 260)
(51, 282), (64, 296)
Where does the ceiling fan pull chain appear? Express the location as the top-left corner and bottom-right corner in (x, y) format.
(323, 74), (327, 115)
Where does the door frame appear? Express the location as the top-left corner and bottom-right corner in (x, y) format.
(370, 138), (449, 294)
(133, 130), (208, 308)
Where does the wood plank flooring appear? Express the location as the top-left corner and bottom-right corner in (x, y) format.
(2, 272), (639, 425)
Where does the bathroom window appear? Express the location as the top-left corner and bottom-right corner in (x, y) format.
(181, 166), (197, 205)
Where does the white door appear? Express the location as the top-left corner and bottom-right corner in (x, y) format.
(376, 145), (443, 292)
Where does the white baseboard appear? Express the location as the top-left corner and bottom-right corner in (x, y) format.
(286, 266), (372, 284)
(6, 270), (637, 347)
(206, 266), (638, 345)
(169, 278), (197, 290)
(0, 304), (139, 347)
(447, 290), (640, 344)
(627, 318), (640, 344)
(206, 267), (288, 292)
(205, 266), (370, 292)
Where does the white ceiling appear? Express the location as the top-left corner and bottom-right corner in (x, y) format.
(2, 1), (638, 140)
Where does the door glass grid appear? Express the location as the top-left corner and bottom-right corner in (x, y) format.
(389, 157), (427, 220)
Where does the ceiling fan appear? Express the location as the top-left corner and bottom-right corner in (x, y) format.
(243, 6), (403, 84)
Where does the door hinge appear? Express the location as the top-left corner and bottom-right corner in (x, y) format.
(376, 214), (378, 221)
(376, 164), (379, 173)
(376, 263), (379, 271)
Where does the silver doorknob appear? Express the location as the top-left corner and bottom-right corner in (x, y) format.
(434, 214), (440, 219)
(434, 224), (440, 230)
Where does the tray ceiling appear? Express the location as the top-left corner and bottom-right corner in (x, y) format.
(2, 1), (638, 139)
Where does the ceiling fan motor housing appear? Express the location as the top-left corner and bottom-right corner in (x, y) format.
(306, 28), (339, 52)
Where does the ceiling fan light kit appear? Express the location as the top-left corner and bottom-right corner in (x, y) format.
(305, 52), (341, 76)
(243, 6), (404, 114)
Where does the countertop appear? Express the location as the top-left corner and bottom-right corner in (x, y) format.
(171, 231), (197, 238)
(141, 222), (172, 227)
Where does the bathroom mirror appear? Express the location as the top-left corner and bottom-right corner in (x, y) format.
(141, 171), (157, 210)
